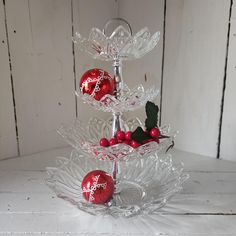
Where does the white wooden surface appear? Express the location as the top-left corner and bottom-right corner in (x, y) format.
(118, 0), (164, 122)
(0, 0), (18, 159)
(220, 0), (236, 161)
(0, 147), (235, 235)
(5, 0), (76, 156)
(1, 0), (236, 161)
(162, 0), (231, 158)
(73, 0), (118, 122)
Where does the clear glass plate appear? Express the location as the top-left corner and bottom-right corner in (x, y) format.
(73, 26), (160, 61)
(58, 117), (176, 161)
(46, 150), (189, 217)
(76, 84), (159, 113)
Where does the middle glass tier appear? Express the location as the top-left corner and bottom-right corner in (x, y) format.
(76, 84), (159, 113)
(58, 117), (176, 162)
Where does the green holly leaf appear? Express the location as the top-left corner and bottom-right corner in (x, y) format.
(145, 101), (159, 130)
(132, 126), (151, 143)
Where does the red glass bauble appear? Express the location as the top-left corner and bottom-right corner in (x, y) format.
(80, 68), (115, 101)
(81, 170), (114, 204)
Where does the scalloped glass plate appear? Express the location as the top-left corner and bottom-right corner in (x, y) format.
(46, 150), (189, 217)
(73, 26), (160, 61)
(76, 84), (159, 113)
(58, 117), (176, 161)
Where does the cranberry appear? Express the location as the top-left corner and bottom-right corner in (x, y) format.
(123, 140), (131, 145)
(99, 138), (109, 147)
(125, 131), (132, 141)
(116, 130), (125, 141)
(149, 127), (160, 138)
(130, 140), (140, 148)
(109, 138), (118, 146)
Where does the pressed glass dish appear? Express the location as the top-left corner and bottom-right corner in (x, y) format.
(58, 117), (176, 161)
(76, 84), (159, 113)
(73, 26), (160, 61)
(46, 149), (189, 217)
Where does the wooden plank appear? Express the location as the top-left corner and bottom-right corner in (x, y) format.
(172, 149), (236, 172)
(0, 0), (18, 159)
(5, 0), (76, 156)
(0, 171), (49, 193)
(0, 213), (235, 235)
(0, 147), (72, 171)
(162, 0), (231, 158)
(0, 192), (235, 214)
(220, 0), (236, 161)
(233, 0), (236, 18)
(72, 0), (118, 122)
(0, 169), (235, 194)
(1, 147), (236, 172)
(118, 0), (164, 121)
(0, 147), (235, 234)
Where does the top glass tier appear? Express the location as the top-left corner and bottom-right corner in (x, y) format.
(73, 24), (160, 61)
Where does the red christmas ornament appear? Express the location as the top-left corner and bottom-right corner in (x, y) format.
(82, 170), (114, 204)
(80, 68), (115, 101)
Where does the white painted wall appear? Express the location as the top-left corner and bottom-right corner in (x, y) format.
(162, 0), (230, 158)
(0, 0), (236, 161)
(5, 0), (76, 156)
(72, 0), (118, 122)
(118, 0), (164, 122)
(0, 0), (18, 159)
(220, 0), (236, 161)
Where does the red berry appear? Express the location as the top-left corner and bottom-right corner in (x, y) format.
(99, 138), (109, 147)
(149, 128), (160, 138)
(123, 140), (131, 145)
(125, 131), (132, 141)
(109, 138), (118, 146)
(116, 130), (125, 141)
(130, 140), (140, 148)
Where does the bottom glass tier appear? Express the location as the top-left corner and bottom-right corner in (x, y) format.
(46, 150), (189, 217)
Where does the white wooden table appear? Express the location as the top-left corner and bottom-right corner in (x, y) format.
(0, 147), (236, 235)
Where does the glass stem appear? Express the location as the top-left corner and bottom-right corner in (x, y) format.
(112, 112), (122, 137)
(112, 58), (123, 136)
(112, 159), (120, 193)
(113, 58), (123, 98)
(112, 58), (123, 193)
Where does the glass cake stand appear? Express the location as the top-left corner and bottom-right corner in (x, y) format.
(46, 18), (189, 217)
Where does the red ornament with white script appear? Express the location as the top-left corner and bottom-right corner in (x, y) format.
(81, 170), (114, 204)
(80, 68), (115, 101)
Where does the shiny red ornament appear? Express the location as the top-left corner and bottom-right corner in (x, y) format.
(80, 68), (115, 101)
(82, 170), (114, 204)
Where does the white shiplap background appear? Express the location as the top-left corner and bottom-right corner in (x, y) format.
(0, 0), (235, 161)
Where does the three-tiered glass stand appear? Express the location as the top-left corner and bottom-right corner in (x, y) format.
(46, 19), (189, 217)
